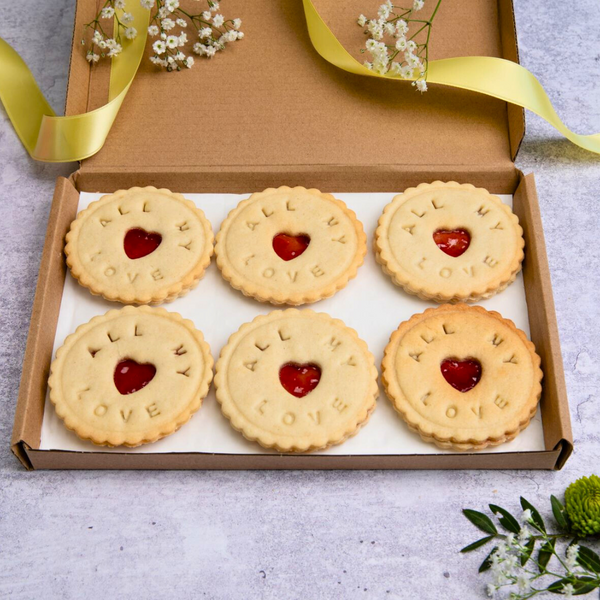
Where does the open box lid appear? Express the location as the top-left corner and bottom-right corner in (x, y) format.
(66, 0), (524, 190)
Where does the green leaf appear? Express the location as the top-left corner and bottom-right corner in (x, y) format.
(489, 504), (520, 534)
(551, 495), (569, 530)
(479, 546), (498, 573)
(463, 509), (498, 535)
(576, 545), (600, 574)
(460, 535), (495, 553)
(520, 497), (546, 533)
(538, 538), (556, 572)
(520, 537), (536, 567)
(546, 576), (599, 595)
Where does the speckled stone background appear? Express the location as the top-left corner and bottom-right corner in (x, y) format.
(1, 1), (599, 598)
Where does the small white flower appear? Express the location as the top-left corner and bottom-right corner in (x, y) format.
(121, 12), (134, 25)
(114, 0), (126, 9)
(193, 42), (205, 54)
(178, 32), (187, 44)
(165, 0), (179, 12)
(98, 40), (107, 49)
(209, 1), (219, 11)
(389, 62), (402, 75)
(395, 37), (407, 51)
(148, 25), (159, 36)
(225, 30), (236, 42)
(158, 6), (168, 18)
(232, 18), (242, 29)
(176, 18), (187, 27)
(486, 584), (496, 598)
(141, 0), (155, 9)
(101, 7), (115, 19)
(166, 35), (179, 48)
(566, 544), (579, 570)
(107, 43), (122, 57)
(378, 3), (390, 19)
(506, 533), (516, 547)
(202, 10), (212, 20)
(185, 56), (194, 68)
(175, 51), (185, 60)
(86, 52), (100, 63)
(92, 30), (103, 45)
(400, 65), (413, 79)
(562, 583), (575, 599)
(518, 526), (530, 543)
(396, 19), (408, 35)
(363, 60), (373, 70)
(413, 0), (424, 10)
(125, 27), (137, 39)
(160, 32), (167, 39)
(516, 574), (531, 592)
(153, 39), (166, 54)
(199, 27), (212, 39)
(357, 14), (367, 27)
(384, 23), (395, 35)
(205, 45), (216, 57)
(521, 509), (533, 523)
(212, 14), (224, 27)
(406, 40), (417, 53)
(235, 31), (244, 39)
(162, 18), (175, 31)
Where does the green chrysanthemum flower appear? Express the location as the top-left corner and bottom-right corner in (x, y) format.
(565, 475), (600, 536)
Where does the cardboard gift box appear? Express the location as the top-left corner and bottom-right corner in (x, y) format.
(11, 0), (573, 470)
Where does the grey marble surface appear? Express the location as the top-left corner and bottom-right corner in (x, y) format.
(1, 1), (599, 598)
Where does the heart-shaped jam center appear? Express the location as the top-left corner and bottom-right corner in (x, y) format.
(279, 363), (321, 398)
(433, 229), (471, 258)
(124, 228), (162, 259)
(272, 233), (310, 261)
(114, 359), (156, 395)
(440, 358), (482, 393)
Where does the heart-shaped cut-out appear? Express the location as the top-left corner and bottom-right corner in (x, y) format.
(433, 229), (471, 258)
(440, 358), (482, 393)
(114, 359), (156, 395)
(124, 228), (162, 259)
(272, 233), (310, 261)
(279, 363), (321, 398)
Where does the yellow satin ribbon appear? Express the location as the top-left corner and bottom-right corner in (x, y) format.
(0, 3), (148, 162)
(302, 0), (600, 155)
(0, 1), (599, 161)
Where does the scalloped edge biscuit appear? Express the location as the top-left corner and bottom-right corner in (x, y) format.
(214, 309), (379, 452)
(48, 305), (214, 447)
(374, 181), (525, 303)
(214, 187), (367, 305)
(65, 186), (214, 305)
(381, 304), (543, 451)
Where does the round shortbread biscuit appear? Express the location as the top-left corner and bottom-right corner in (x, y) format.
(214, 186), (367, 305)
(48, 306), (213, 447)
(65, 186), (214, 304)
(214, 309), (378, 452)
(375, 181), (524, 302)
(381, 304), (542, 451)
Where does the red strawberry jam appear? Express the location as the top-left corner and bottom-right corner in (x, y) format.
(440, 358), (482, 393)
(279, 363), (321, 397)
(272, 233), (310, 261)
(124, 228), (162, 259)
(433, 229), (471, 258)
(114, 359), (156, 395)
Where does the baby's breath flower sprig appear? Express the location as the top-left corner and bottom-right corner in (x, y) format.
(461, 477), (600, 599)
(82, 0), (137, 64)
(357, 0), (442, 92)
(146, 0), (243, 71)
(82, 0), (243, 71)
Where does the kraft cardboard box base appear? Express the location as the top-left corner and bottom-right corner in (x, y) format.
(11, 173), (573, 470)
(10, 0), (573, 469)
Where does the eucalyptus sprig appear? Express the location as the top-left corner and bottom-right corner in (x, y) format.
(357, 0), (442, 91)
(462, 476), (600, 599)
